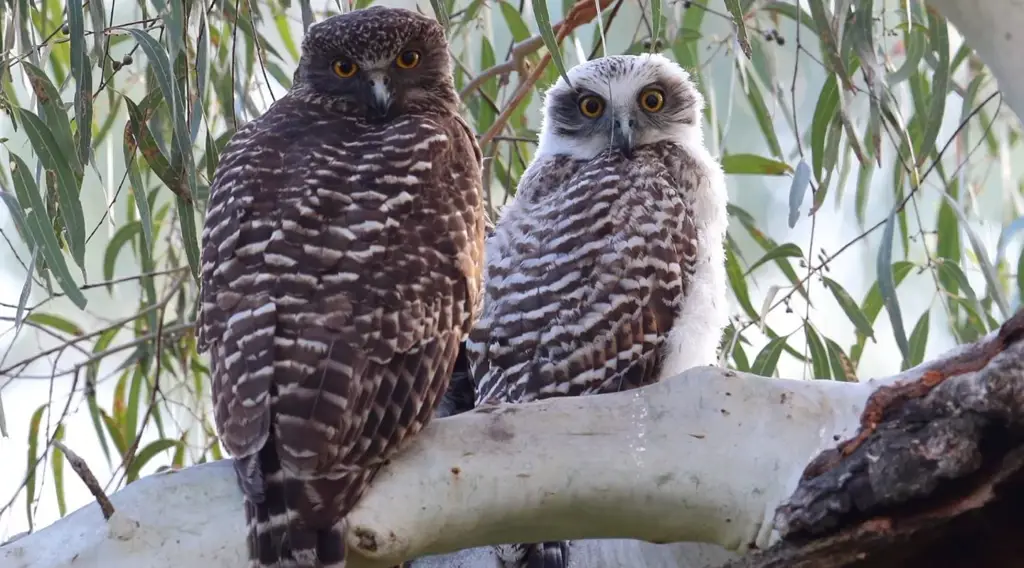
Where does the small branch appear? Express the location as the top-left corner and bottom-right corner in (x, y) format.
(52, 440), (115, 520)
(477, 0), (616, 148)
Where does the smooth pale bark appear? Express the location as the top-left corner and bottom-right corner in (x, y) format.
(926, 0), (1024, 127)
(1, 362), (915, 568)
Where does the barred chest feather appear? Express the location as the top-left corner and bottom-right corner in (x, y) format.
(469, 141), (727, 405)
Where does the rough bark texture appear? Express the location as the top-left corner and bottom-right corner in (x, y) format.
(730, 309), (1024, 568)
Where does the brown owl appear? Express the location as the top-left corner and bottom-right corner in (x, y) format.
(197, 7), (485, 567)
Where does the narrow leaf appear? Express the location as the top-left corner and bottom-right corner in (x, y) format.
(25, 312), (83, 336)
(744, 243), (803, 276)
(720, 153), (791, 175)
(724, 0), (752, 59)
(825, 337), (856, 382)
(804, 325), (831, 380)
(15, 108), (86, 269)
(788, 160), (811, 228)
(531, 0), (572, 88)
(67, 0), (93, 166)
(822, 276), (874, 339)
(877, 207), (911, 364)
(127, 439), (181, 482)
(8, 153), (88, 309)
(906, 309), (930, 369)
(939, 192), (1010, 318)
(751, 338), (786, 377)
(916, 11), (949, 165)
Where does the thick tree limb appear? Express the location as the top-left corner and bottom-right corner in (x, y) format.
(2, 313), (1022, 568)
(925, 0), (1024, 127)
(0, 353), (955, 567)
(733, 310), (1024, 567)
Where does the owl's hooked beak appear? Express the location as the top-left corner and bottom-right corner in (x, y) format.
(613, 116), (635, 159)
(367, 71), (392, 118)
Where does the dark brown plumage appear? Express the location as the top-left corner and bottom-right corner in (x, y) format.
(197, 7), (484, 567)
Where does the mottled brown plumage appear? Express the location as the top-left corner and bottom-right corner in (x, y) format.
(197, 7), (484, 567)
(466, 54), (728, 567)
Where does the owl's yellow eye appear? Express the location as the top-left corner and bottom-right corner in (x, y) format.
(639, 88), (665, 112)
(396, 50), (421, 69)
(578, 95), (605, 119)
(333, 60), (358, 78)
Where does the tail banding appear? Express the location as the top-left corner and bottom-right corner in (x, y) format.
(241, 440), (372, 568)
(496, 541), (570, 568)
(524, 541), (570, 568)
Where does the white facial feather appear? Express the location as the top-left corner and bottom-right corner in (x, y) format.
(536, 53), (706, 161)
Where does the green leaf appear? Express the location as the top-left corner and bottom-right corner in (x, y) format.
(13, 246), (37, 336)
(650, 0), (662, 54)
(176, 195), (201, 281)
(127, 439), (182, 483)
(1018, 250), (1024, 310)
(788, 160), (810, 227)
(100, 410), (129, 459)
(939, 192), (1010, 319)
(935, 260), (986, 330)
(116, 29), (196, 206)
(14, 109), (87, 270)
(87, 0), (107, 58)
(751, 338), (786, 377)
(720, 153), (791, 175)
(729, 204), (809, 302)
(25, 312), (83, 336)
(916, 11), (949, 166)
(744, 242), (804, 276)
(737, 61), (783, 159)
(878, 206), (911, 365)
(0, 191), (38, 263)
(888, 21), (927, 84)
(19, 62), (80, 175)
(906, 309), (930, 369)
(807, 0), (849, 89)
(103, 222), (144, 286)
(725, 242), (758, 320)
(67, 0), (93, 166)
(824, 337), (856, 382)
(7, 153), (88, 309)
(531, 0), (572, 88)
(822, 277), (874, 340)
(810, 74), (840, 183)
(724, 0), (752, 59)
(25, 404), (46, 532)
(499, 1), (532, 42)
(51, 425), (67, 517)
(804, 325), (831, 380)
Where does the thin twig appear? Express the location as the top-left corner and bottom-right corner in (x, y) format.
(53, 440), (115, 520)
(479, 0), (616, 148)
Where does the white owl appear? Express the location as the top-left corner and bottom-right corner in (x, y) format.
(465, 53), (730, 567)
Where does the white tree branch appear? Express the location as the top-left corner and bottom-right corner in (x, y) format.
(2, 360), (925, 568)
(926, 0), (1024, 127)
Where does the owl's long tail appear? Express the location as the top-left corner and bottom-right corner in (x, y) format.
(242, 439), (373, 568)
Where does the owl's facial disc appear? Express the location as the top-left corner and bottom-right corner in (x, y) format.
(536, 54), (704, 161)
(294, 7), (458, 118)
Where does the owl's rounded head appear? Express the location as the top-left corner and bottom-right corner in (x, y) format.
(536, 54), (705, 161)
(293, 6), (457, 119)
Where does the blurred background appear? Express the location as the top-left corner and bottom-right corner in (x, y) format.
(0, 0), (1021, 542)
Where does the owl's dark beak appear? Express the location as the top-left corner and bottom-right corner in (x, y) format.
(367, 71), (392, 118)
(613, 118), (635, 159)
